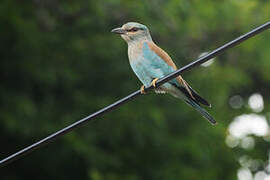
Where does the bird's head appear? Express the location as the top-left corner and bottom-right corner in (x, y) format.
(111, 22), (152, 44)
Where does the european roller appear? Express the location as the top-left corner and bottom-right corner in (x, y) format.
(112, 22), (216, 125)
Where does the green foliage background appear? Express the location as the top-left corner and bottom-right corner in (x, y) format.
(1, 0), (270, 179)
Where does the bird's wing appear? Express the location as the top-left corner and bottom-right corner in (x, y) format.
(143, 41), (211, 107)
(145, 42), (178, 70)
(143, 42), (194, 97)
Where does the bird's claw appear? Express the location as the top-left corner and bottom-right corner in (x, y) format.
(140, 78), (158, 94)
(151, 78), (159, 88)
(140, 85), (146, 94)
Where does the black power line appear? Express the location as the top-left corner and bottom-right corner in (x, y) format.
(1, 21), (270, 167)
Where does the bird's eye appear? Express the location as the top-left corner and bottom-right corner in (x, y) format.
(129, 27), (139, 32)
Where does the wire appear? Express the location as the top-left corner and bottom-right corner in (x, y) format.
(1, 21), (269, 167)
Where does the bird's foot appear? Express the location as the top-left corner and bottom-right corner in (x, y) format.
(151, 78), (159, 88)
(140, 85), (146, 94)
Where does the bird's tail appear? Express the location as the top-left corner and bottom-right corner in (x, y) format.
(184, 98), (217, 125)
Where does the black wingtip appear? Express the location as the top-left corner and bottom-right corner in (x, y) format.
(194, 93), (211, 107)
(174, 83), (211, 107)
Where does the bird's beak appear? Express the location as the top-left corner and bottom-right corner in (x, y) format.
(111, 27), (127, 34)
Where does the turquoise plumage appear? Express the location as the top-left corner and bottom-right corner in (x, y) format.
(112, 22), (216, 125)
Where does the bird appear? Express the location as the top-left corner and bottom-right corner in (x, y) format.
(111, 22), (216, 125)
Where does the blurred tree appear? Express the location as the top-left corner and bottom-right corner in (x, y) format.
(0, 0), (269, 179)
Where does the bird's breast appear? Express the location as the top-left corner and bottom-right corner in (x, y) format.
(128, 42), (145, 63)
